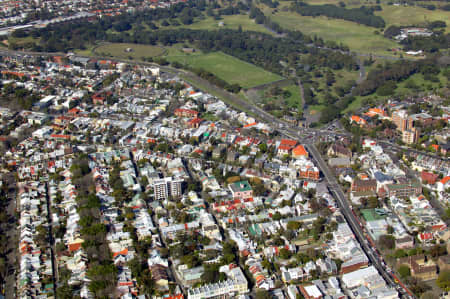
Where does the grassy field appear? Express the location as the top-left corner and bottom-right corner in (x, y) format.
(343, 96), (365, 113)
(307, 104), (327, 114)
(395, 72), (448, 94)
(159, 14), (274, 35)
(264, 1), (449, 56)
(268, 10), (399, 56)
(166, 51), (283, 89)
(73, 42), (283, 89)
(308, 67), (360, 106)
(343, 70), (449, 113)
(335, 68), (360, 84)
(283, 84), (303, 110)
(301, 0), (374, 5)
(74, 48), (94, 56)
(7, 36), (40, 47)
(93, 43), (166, 60)
(179, 73), (254, 115)
(376, 5), (450, 32)
(252, 83), (303, 117)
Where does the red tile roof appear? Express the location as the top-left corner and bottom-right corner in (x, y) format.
(280, 139), (297, 147)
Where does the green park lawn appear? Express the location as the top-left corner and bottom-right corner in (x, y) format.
(343, 71), (448, 113)
(264, 1), (449, 56)
(269, 11), (398, 56)
(283, 84), (303, 110)
(93, 43), (166, 60)
(375, 5), (450, 32)
(165, 51), (283, 89)
(7, 35), (40, 47)
(395, 72), (448, 94)
(160, 14), (274, 35)
(343, 96), (365, 113)
(308, 104), (327, 113)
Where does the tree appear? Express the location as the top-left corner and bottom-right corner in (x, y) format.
(429, 244), (447, 258)
(378, 235), (395, 250)
(387, 225), (394, 234)
(407, 277), (431, 296)
(180, 254), (200, 268)
(384, 25), (401, 38)
(138, 269), (155, 295)
(258, 143), (268, 153)
(287, 221), (302, 231)
(223, 253), (236, 264)
(56, 283), (76, 298)
(279, 248), (292, 259)
(437, 270), (450, 291)
(202, 264), (226, 283)
(222, 241), (237, 263)
(140, 176), (149, 189)
(255, 289), (271, 299)
(325, 71), (336, 86)
(376, 81), (396, 96)
(272, 211), (282, 221)
(393, 249), (407, 258)
(428, 20), (446, 30)
(398, 265), (411, 278)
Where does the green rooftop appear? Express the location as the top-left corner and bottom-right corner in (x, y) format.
(230, 180), (252, 192)
(387, 180), (421, 190)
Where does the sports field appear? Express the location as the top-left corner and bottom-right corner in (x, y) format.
(166, 51), (283, 89)
(93, 43), (166, 60)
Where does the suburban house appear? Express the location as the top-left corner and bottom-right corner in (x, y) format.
(229, 180), (253, 200)
(277, 139), (297, 157)
(292, 145), (308, 159)
(350, 115), (367, 127)
(299, 285), (322, 299)
(437, 176), (450, 192)
(175, 108), (198, 118)
(327, 143), (352, 159)
(421, 171), (438, 185)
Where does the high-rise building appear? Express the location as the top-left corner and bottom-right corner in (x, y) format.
(153, 177), (183, 200)
(392, 110), (411, 132)
(153, 179), (168, 200)
(169, 178), (183, 198)
(402, 128), (420, 144)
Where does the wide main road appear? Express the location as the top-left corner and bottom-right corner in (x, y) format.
(308, 142), (414, 298)
(306, 144), (396, 285)
(280, 129), (412, 298)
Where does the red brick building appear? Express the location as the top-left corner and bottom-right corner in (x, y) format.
(421, 171), (438, 185)
(299, 166), (320, 181)
(174, 108), (198, 118)
(351, 178), (377, 192)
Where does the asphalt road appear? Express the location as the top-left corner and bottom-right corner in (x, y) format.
(378, 140), (449, 161)
(293, 137), (412, 298)
(305, 145), (397, 287)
